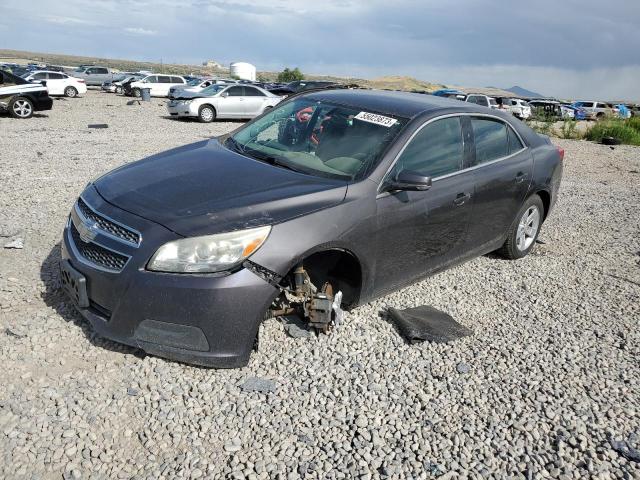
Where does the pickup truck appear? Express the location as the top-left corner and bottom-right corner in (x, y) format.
(72, 66), (116, 86)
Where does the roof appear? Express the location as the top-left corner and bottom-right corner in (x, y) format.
(305, 89), (486, 119)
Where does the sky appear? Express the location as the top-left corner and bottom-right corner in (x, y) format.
(2, 0), (639, 100)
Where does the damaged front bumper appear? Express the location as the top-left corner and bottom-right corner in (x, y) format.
(60, 188), (279, 368)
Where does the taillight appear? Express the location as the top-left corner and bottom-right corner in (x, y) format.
(557, 146), (565, 161)
(78, 79), (85, 83)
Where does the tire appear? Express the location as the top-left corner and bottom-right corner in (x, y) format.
(198, 105), (216, 123)
(132, 88), (141, 98)
(601, 136), (621, 146)
(9, 97), (34, 119)
(498, 194), (544, 260)
(64, 86), (78, 98)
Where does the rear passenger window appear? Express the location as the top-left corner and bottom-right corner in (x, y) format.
(244, 87), (265, 96)
(393, 117), (464, 178)
(471, 117), (509, 164)
(227, 86), (244, 96)
(507, 126), (524, 153)
(170, 76), (183, 83)
(158, 76), (171, 83)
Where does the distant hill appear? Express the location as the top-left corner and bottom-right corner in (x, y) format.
(505, 85), (543, 98)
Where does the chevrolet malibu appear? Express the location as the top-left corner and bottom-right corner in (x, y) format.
(60, 89), (563, 368)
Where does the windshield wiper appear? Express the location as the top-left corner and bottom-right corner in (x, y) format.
(225, 137), (245, 154)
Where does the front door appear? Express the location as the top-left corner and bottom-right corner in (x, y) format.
(373, 116), (474, 296)
(466, 116), (534, 250)
(217, 86), (245, 117)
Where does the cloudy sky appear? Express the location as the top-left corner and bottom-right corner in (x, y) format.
(2, 0), (639, 99)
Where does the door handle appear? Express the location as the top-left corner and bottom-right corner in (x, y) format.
(453, 192), (471, 206)
(515, 172), (528, 183)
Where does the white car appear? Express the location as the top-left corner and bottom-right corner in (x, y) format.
(129, 74), (186, 98)
(167, 84), (282, 122)
(465, 94), (499, 109)
(22, 70), (87, 98)
(500, 98), (532, 119)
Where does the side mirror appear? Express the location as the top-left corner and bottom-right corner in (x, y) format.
(221, 92), (229, 98)
(383, 170), (432, 192)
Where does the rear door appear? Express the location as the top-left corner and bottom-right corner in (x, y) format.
(466, 116), (533, 251)
(373, 115), (475, 295)
(241, 86), (268, 117)
(46, 72), (66, 95)
(155, 75), (172, 96)
(217, 86), (245, 117)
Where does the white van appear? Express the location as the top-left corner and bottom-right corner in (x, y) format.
(129, 75), (186, 98)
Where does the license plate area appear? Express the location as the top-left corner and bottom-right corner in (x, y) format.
(60, 260), (89, 308)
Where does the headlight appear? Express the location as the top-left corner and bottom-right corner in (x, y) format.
(182, 99), (192, 105)
(148, 226), (271, 273)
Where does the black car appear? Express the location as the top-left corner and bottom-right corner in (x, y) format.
(60, 90), (563, 367)
(0, 70), (53, 118)
(268, 80), (340, 96)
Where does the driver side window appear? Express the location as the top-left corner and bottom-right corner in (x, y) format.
(391, 117), (464, 179)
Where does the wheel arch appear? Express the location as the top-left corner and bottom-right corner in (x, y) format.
(280, 245), (365, 308)
(533, 189), (551, 221)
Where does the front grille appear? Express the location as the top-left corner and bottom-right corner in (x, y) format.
(70, 222), (128, 272)
(77, 198), (140, 245)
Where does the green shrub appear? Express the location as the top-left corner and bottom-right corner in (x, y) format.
(585, 119), (640, 146)
(626, 116), (640, 133)
(559, 120), (581, 139)
(277, 67), (304, 83)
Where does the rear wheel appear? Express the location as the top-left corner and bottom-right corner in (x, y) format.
(9, 97), (33, 119)
(198, 105), (216, 123)
(64, 86), (78, 98)
(498, 195), (544, 260)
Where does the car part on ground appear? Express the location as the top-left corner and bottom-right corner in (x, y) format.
(386, 305), (473, 343)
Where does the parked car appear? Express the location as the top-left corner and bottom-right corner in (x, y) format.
(61, 90), (563, 367)
(167, 84), (282, 122)
(0, 70), (53, 118)
(73, 66), (117, 86)
(572, 101), (613, 120)
(528, 100), (563, 119)
(128, 74), (186, 97)
(431, 89), (467, 101)
(465, 94), (499, 109)
(499, 98), (532, 119)
(101, 73), (141, 93)
(168, 78), (234, 98)
(615, 104), (631, 119)
(22, 70), (87, 98)
(560, 104), (587, 121)
(268, 80), (340, 96)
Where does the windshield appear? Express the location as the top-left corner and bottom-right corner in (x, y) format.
(200, 84), (226, 96)
(187, 78), (202, 86)
(229, 97), (407, 181)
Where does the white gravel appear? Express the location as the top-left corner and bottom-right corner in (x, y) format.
(1, 90), (639, 479)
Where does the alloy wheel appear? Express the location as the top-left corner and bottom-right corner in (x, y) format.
(516, 205), (540, 251)
(13, 100), (32, 118)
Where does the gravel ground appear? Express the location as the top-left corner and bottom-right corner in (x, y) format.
(1, 90), (639, 479)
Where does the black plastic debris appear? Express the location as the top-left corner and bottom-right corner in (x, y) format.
(88, 124), (108, 129)
(387, 305), (472, 344)
(281, 315), (313, 338)
(608, 435), (640, 463)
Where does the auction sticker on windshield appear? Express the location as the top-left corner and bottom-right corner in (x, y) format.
(355, 111), (398, 127)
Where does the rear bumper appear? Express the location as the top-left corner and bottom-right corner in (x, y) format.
(60, 188), (278, 368)
(34, 96), (53, 112)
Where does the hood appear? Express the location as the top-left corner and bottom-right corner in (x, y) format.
(93, 139), (347, 237)
(170, 89), (217, 100)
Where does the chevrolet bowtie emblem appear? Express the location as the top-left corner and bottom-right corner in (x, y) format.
(77, 219), (99, 243)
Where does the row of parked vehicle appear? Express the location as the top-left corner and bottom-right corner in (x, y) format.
(97, 69), (344, 122)
(431, 88), (639, 121)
